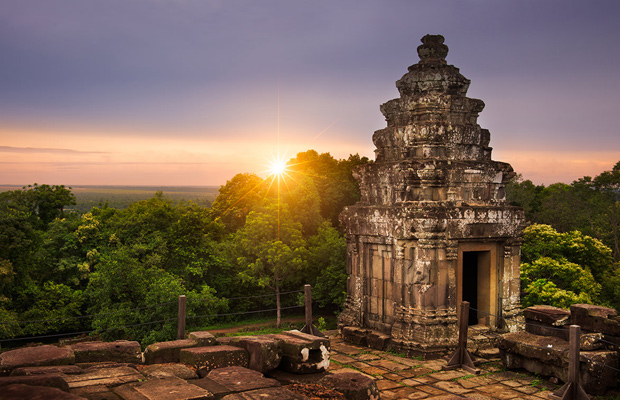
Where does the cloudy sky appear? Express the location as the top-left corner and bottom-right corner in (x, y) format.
(1, 0), (619, 186)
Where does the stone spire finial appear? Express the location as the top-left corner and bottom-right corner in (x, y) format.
(417, 34), (448, 65)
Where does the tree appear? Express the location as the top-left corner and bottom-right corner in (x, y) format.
(211, 173), (267, 233)
(521, 224), (619, 309)
(286, 151), (369, 228)
(592, 161), (620, 261)
(233, 202), (307, 327)
(521, 257), (600, 308)
(304, 221), (348, 309)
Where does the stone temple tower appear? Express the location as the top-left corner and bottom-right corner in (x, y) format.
(338, 35), (525, 358)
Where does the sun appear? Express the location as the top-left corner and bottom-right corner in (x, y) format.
(268, 158), (288, 177)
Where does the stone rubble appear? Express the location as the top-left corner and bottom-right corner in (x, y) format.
(2, 329), (618, 399)
(499, 304), (620, 395)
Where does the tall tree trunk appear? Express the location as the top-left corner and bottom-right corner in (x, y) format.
(275, 278), (281, 328)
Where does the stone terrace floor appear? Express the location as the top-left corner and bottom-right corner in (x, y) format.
(326, 331), (561, 400)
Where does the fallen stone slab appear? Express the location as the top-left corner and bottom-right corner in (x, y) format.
(0, 344), (75, 374)
(2, 383), (86, 400)
(499, 331), (619, 395)
(71, 340), (142, 364)
(523, 305), (570, 340)
(341, 327), (369, 347)
(366, 331), (391, 351)
(10, 365), (83, 376)
(220, 386), (309, 400)
(217, 336), (281, 372)
(267, 331), (330, 374)
(114, 376), (213, 400)
(140, 363), (198, 380)
(190, 376), (232, 398)
(62, 366), (144, 389)
(319, 372), (379, 400)
(207, 366), (280, 393)
(71, 384), (123, 400)
(266, 369), (329, 386)
(189, 331), (218, 346)
(286, 383), (345, 400)
(180, 345), (248, 376)
(76, 361), (137, 370)
(0, 374), (70, 391)
(143, 338), (201, 364)
(571, 303), (620, 336)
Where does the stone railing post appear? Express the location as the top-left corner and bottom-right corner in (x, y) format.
(177, 295), (186, 340)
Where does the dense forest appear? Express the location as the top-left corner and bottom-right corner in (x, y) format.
(508, 161), (620, 310)
(0, 150), (369, 346)
(1, 153), (618, 347)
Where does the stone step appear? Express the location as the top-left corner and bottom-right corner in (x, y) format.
(0, 345), (75, 375)
(206, 366), (280, 393)
(62, 366), (144, 389)
(180, 345), (249, 376)
(70, 340), (142, 364)
(113, 376), (213, 400)
(266, 331), (330, 374)
(143, 338), (201, 364)
(217, 336), (281, 373)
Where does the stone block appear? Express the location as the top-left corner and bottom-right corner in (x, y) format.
(580, 332), (605, 351)
(499, 331), (619, 395)
(189, 331), (218, 346)
(571, 303), (618, 319)
(320, 372), (379, 400)
(191, 376), (232, 398)
(70, 340), (142, 364)
(70, 384), (123, 400)
(207, 366), (280, 393)
(523, 305), (571, 326)
(143, 338), (200, 364)
(113, 376), (213, 400)
(62, 366), (144, 389)
(286, 383), (345, 399)
(220, 387), (308, 400)
(10, 365), (83, 376)
(523, 305), (570, 340)
(218, 336), (282, 373)
(266, 368), (328, 386)
(0, 374), (70, 392)
(140, 363), (198, 380)
(180, 345), (248, 375)
(2, 383), (84, 400)
(267, 331), (330, 374)
(366, 330), (391, 351)
(0, 345), (75, 374)
(341, 327), (369, 346)
(570, 303), (620, 336)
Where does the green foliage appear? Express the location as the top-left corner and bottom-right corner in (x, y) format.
(521, 224), (620, 309)
(508, 162), (620, 262)
(233, 202), (307, 326)
(304, 222), (347, 309)
(286, 150), (370, 228)
(0, 150), (367, 344)
(521, 257), (599, 308)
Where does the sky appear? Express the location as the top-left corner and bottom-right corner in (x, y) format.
(1, 0), (619, 187)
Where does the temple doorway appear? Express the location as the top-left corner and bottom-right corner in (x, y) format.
(458, 245), (497, 327)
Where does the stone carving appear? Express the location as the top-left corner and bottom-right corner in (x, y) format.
(338, 34), (526, 358)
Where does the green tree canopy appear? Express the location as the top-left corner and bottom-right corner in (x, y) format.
(521, 224), (619, 309)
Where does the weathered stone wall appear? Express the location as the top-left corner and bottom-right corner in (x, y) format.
(500, 304), (620, 395)
(339, 34), (525, 358)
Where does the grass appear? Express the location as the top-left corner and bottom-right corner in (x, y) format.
(194, 313), (338, 337)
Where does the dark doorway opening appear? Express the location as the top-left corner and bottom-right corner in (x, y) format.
(462, 251), (479, 325)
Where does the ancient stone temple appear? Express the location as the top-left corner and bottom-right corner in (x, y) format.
(338, 35), (526, 358)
